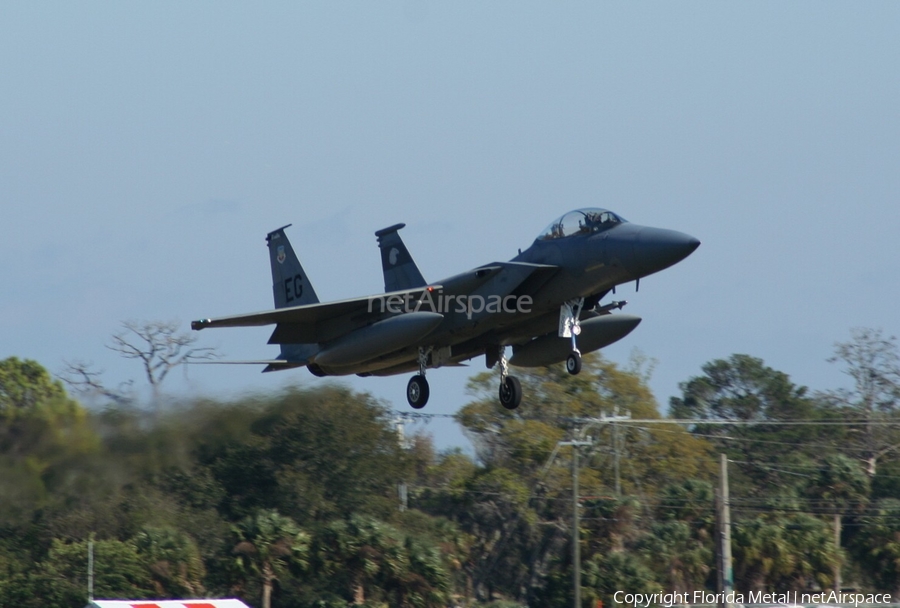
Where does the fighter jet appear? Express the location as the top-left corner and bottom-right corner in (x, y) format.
(191, 208), (699, 410)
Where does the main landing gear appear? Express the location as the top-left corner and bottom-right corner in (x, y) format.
(407, 297), (589, 409)
(497, 347), (522, 410)
(407, 347), (431, 409)
(406, 345), (523, 410)
(561, 298), (584, 376)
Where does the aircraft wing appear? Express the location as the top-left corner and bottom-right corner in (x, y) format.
(192, 285), (442, 341)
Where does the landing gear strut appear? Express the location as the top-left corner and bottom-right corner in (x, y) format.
(560, 298), (584, 375)
(497, 346), (522, 410)
(407, 347), (431, 409)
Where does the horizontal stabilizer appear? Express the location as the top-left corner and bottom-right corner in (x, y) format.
(262, 362), (306, 373)
(187, 359), (308, 373)
(188, 359), (294, 365)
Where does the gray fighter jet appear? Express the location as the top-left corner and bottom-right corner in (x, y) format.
(192, 208), (699, 410)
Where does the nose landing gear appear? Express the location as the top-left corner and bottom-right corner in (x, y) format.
(566, 351), (582, 375)
(497, 347), (522, 410)
(560, 298), (585, 375)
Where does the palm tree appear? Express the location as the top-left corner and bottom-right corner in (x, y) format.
(232, 509), (310, 608)
(315, 515), (450, 607)
(805, 453), (869, 591)
(637, 521), (712, 594)
(733, 518), (793, 592)
(733, 514), (837, 592)
(316, 515), (406, 604)
(854, 498), (900, 596)
(132, 526), (206, 597)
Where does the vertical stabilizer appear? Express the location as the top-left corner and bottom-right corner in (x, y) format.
(375, 223), (427, 292)
(266, 225), (320, 309)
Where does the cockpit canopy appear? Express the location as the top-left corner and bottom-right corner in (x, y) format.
(536, 208), (626, 241)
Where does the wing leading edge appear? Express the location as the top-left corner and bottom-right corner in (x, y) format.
(192, 285), (442, 331)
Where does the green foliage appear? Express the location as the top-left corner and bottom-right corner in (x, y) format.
(133, 526), (207, 597)
(4, 343), (900, 604)
(871, 458), (900, 500)
(233, 509), (310, 571)
(0, 358), (100, 526)
(733, 513), (838, 592)
(312, 515), (450, 608)
(805, 453), (870, 514)
(6, 538), (155, 608)
(657, 479), (714, 525)
(671, 354), (849, 500)
(584, 551), (658, 606)
(232, 509), (310, 608)
(670, 354), (810, 421)
(0, 357), (72, 413)
(0, 357), (96, 455)
(637, 520), (712, 592)
(446, 354), (715, 603)
(853, 498), (900, 593)
(197, 385), (410, 523)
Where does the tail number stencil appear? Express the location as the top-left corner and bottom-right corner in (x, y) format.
(284, 274), (304, 303)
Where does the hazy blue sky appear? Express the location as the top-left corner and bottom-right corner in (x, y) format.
(2, 3), (898, 449)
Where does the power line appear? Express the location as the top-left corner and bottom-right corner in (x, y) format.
(620, 419), (900, 427)
(391, 410), (900, 426)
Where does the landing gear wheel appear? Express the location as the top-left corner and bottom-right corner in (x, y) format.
(498, 376), (522, 410)
(407, 375), (430, 409)
(566, 351), (582, 375)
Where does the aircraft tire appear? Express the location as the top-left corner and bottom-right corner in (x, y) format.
(407, 375), (429, 409)
(499, 376), (522, 410)
(566, 351), (582, 375)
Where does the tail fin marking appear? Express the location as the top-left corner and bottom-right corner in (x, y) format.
(266, 225), (320, 309)
(375, 223), (426, 292)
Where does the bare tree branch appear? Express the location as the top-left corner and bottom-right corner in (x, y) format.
(106, 320), (220, 397)
(61, 320), (220, 408)
(822, 327), (900, 476)
(58, 359), (134, 405)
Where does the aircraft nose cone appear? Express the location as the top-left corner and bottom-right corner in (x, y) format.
(633, 228), (700, 276)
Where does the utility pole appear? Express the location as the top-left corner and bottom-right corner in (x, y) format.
(87, 536), (94, 603)
(571, 413), (630, 496)
(394, 416), (411, 512)
(558, 414), (629, 606)
(719, 454), (733, 608)
(612, 409), (622, 497)
(560, 440), (592, 608)
(833, 512), (842, 592)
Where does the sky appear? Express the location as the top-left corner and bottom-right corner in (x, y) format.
(2, 2), (898, 450)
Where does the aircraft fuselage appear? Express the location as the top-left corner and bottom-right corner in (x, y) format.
(313, 218), (698, 377)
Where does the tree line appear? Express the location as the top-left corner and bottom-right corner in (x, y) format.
(0, 327), (899, 607)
